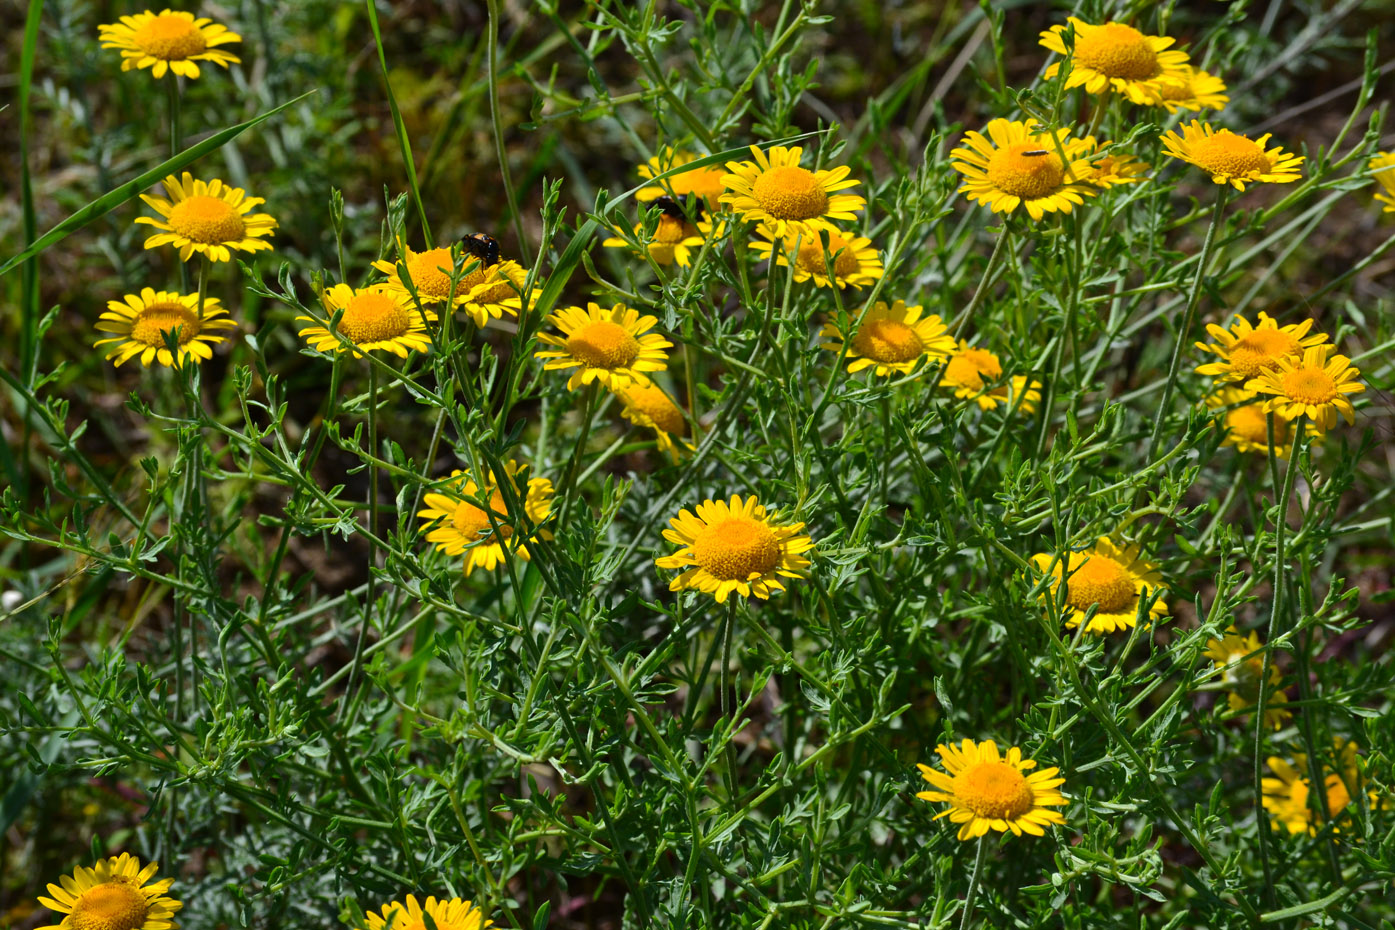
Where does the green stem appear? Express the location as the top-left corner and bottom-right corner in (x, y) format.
(557, 382), (601, 528)
(168, 78), (189, 293)
(485, 0), (528, 258)
(959, 835), (988, 930)
(341, 362), (380, 722)
(721, 598), (738, 800)
(1148, 185), (1229, 460)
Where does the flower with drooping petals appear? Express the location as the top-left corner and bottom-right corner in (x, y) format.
(535, 302), (672, 391)
(1156, 65), (1230, 113)
(1039, 18), (1192, 105)
(1080, 137), (1151, 188)
(951, 119), (1098, 220)
(1246, 345), (1364, 433)
(1161, 121), (1303, 191)
(98, 9), (241, 80)
(915, 738), (1068, 840)
(750, 226), (883, 289)
(1204, 627), (1291, 729)
(720, 145), (865, 237)
(617, 382), (691, 460)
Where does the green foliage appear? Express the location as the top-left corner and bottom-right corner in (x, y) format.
(3, 2), (1394, 929)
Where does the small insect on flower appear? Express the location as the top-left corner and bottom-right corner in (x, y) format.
(358, 895), (492, 930)
(37, 853), (183, 930)
(98, 9), (241, 80)
(950, 119), (1098, 220)
(915, 738), (1068, 840)
(94, 288), (237, 369)
(460, 233), (501, 268)
(1029, 537), (1167, 635)
(655, 495), (815, 603)
(135, 173), (276, 263)
(373, 240), (534, 327)
(1161, 121), (1303, 191)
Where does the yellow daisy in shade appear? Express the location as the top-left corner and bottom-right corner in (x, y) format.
(297, 284), (434, 359)
(372, 242), (534, 327)
(720, 144), (865, 237)
(1246, 345), (1364, 433)
(1204, 627), (1291, 729)
(135, 173), (276, 263)
(359, 895), (491, 930)
(950, 119), (1097, 220)
(1080, 137), (1151, 188)
(1039, 18), (1191, 105)
(617, 382), (691, 460)
(37, 853), (182, 930)
(655, 495), (815, 603)
(819, 300), (954, 376)
(417, 461), (553, 574)
(1262, 739), (1375, 836)
(94, 288), (236, 369)
(1195, 312), (1327, 384)
(1156, 65), (1230, 113)
(750, 226), (883, 289)
(915, 738), (1067, 840)
(636, 147), (728, 208)
(1369, 153), (1395, 213)
(1161, 121), (1304, 191)
(535, 302), (672, 392)
(939, 342), (1040, 413)
(603, 200), (723, 268)
(1205, 387), (1295, 457)
(98, 9), (241, 80)
(1030, 538), (1167, 635)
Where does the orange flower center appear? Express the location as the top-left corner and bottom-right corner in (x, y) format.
(945, 347), (1001, 391)
(1227, 404), (1285, 446)
(130, 303), (200, 347)
(166, 196), (246, 244)
(1280, 367), (1337, 405)
(853, 319), (923, 364)
(624, 384), (686, 435)
(986, 142), (1067, 199)
(337, 292), (411, 344)
(68, 879), (149, 930)
(452, 489), (511, 543)
(1073, 23), (1161, 80)
(1188, 131), (1272, 178)
(1226, 329), (1298, 378)
(405, 248), (486, 300)
(693, 518), (781, 581)
(796, 233), (860, 278)
(752, 165), (829, 220)
(1064, 554), (1137, 613)
(566, 321), (640, 369)
(133, 13), (207, 60)
(954, 761), (1036, 820)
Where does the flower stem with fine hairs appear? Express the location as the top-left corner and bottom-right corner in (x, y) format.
(167, 79), (189, 293)
(557, 382), (601, 529)
(1148, 184), (1229, 460)
(959, 835), (989, 930)
(341, 362), (380, 723)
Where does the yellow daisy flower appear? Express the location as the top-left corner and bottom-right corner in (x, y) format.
(98, 9), (241, 80)
(372, 242), (534, 328)
(1161, 121), (1304, 191)
(1203, 627), (1291, 730)
(720, 144), (865, 237)
(416, 461), (553, 574)
(1039, 18), (1192, 105)
(636, 147), (728, 208)
(1195, 312), (1327, 383)
(1030, 537), (1167, 635)
(950, 119), (1098, 220)
(654, 495), (815, 603)
(297, 284), (435, 359)
(819, 300), (955, 376)
(1246, 344), (1364, 433)
(1156, 65), (1230, 113)
(37, 853), (182, 930)
(359, 895), (491, 930)
(617, 382), (691, 460)
(135, 173), (276, 263)
(94, 288), (236, 368)
(915, 738), (1068, 840)
(1080, 137), (1151, 188)
(1369, 153), (1395, 213)
(603, 199), (723, 267)
(939, 342), (1040, 413)
(1262, 739), (1374, 836)
(1205, 386), (1295, 457)
(750, 226), (883, 289)
(535, 302), (672, 392)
